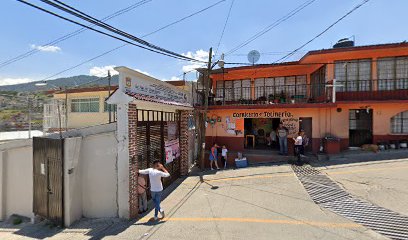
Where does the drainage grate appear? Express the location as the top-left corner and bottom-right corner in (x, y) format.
(292, 164), (408, 240)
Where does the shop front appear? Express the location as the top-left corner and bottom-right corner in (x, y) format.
(205, 102), (408, 162)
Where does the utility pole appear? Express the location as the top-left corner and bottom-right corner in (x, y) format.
(108, 70), (112, 123)
(27, 96), (32, 139)
(200, 47), (213, 169)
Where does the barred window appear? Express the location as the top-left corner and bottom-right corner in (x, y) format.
(71, 98), (100, 112)
(334, 59), (372, 92)
(378, 56), (408, 90)
(391, 111), (408, 134)
(104, 102), (117, 112)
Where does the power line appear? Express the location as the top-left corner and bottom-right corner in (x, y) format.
(214, 0), (235, 57)
(19, 0), (225, 82)
(18, 0), (203, 64)
(225, 0), (316, 55)
(37, 0), (202, 62)
(275, 0), (371, 63)
(0, 0), (151, 69)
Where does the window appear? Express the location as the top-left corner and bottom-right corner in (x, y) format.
(104, 102), (117, 112)
(377, 57), (408, 90)
(334, 59), (372, 92)
(391, 111), (408, 134)
(71, 98), (100, 112)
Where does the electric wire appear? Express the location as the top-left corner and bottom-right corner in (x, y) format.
(214, 0), (235, 57)
(16, 0), (225, 82)
(275, 0), (371, 63)
(225, 0), (316, 55)
(17, 0), (204, 63)
(39, 0), (201, 62)
(0, 0), (151, 69)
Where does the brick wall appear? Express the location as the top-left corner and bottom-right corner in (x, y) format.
(128, 103), (138, 219)
(179, 110), (191, 176)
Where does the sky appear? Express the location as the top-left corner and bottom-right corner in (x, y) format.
(0, 0), (407, 86)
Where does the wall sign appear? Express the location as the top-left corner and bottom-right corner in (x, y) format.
(124, 75), (191, 106)
(232, 111), (293, 118)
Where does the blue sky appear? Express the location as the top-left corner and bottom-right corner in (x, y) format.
(0, 0), (407, 86)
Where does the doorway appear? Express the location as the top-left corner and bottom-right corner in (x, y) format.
(349, 109), (373, 147)
(33, 137), (64, 226)
(299, 117), (312, 152)
(244, 118), (281, 150)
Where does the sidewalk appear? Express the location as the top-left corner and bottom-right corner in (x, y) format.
(0, 164), (388, 240)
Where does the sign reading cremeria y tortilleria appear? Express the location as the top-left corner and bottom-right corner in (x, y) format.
(232, 111), (293, 118)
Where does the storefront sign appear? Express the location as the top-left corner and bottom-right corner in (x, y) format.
(232, 111), (293, 118)
(165, 139), (180, 164)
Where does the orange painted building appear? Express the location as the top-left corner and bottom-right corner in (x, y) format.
(202, 42), (408, 155)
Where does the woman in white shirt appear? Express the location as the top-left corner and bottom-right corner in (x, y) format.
(293, 131), (305, 165)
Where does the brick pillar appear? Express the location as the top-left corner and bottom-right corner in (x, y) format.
(128, 103), (139, 219)
(179, 110), (191, 176)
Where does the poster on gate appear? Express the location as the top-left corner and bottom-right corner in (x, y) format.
(165, 138), (180, 164)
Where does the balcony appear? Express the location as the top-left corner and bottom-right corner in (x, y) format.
(193, 79), (408, 107)
(336, 79), (408, 101)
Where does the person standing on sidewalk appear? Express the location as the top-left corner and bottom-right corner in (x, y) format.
(138, 160), (170, 221)
(209, 143), (220, 170)
(277, 123), (288, 155)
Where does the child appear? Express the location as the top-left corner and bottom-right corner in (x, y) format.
(137, 175), (148, 214)
(221, 145), (228, 169)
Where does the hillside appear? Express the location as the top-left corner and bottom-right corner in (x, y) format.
(0, 75), (119, 92)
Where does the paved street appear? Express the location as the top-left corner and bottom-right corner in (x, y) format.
(1, 154), (408, 240)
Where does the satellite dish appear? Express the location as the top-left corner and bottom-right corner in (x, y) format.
(247, 50), (260, 65)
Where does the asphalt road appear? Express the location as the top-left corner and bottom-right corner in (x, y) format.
(1, 155), (407, 240)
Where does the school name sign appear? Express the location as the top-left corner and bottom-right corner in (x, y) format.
(232, 111), (293, 118)
(117, 67), (192, 107)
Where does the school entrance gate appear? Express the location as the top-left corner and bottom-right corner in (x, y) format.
(32, 137), (64, 226)
(135, 109), (181, 189)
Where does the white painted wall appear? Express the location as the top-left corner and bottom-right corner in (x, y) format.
(0, 139), (34, 221)
(80, 132), (118, 218)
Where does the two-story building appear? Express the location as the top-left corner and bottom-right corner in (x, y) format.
(201, 42), (408, 156)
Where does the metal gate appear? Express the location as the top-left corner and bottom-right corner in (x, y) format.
(33, 137), (64, 226)
(349, 109), (373, 147)
(136, 110), (181, 189)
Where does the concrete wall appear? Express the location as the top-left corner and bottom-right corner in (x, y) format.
(63, 125), (118, 226)
(0, 139), (34, 221)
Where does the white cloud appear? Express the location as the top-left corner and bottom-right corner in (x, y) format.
(180, 49), (210, 74)
(89, 65), (119, 77)
(162, 76), (181, 81)
(30, 44), (61, 53)
(0, 78), (34, 86)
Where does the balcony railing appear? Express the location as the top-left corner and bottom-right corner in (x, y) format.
(193, 78), (408, 107)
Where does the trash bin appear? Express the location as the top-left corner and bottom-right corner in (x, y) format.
(324, 137), (340, 154)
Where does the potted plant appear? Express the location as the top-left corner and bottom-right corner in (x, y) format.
(239, 98), (247, 105)
(279, 91), (287, 103)
(290, 95), (295, 104)
(274, 95), (280, 104)
(216, 100), (222, 105)
(268, 94), (274, 103)
(258, 96), (267, 104)
(307, 97), (315, 103)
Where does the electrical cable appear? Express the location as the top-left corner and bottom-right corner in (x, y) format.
(17, 0), (204, 63)
(39, 0), (204, 62)
(214, 0), (235, 57)
(275, 0), (370, 63)
(0, 0), (151, 69)
(225, 0), (316, 55)
(16, 0), (225, 83)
